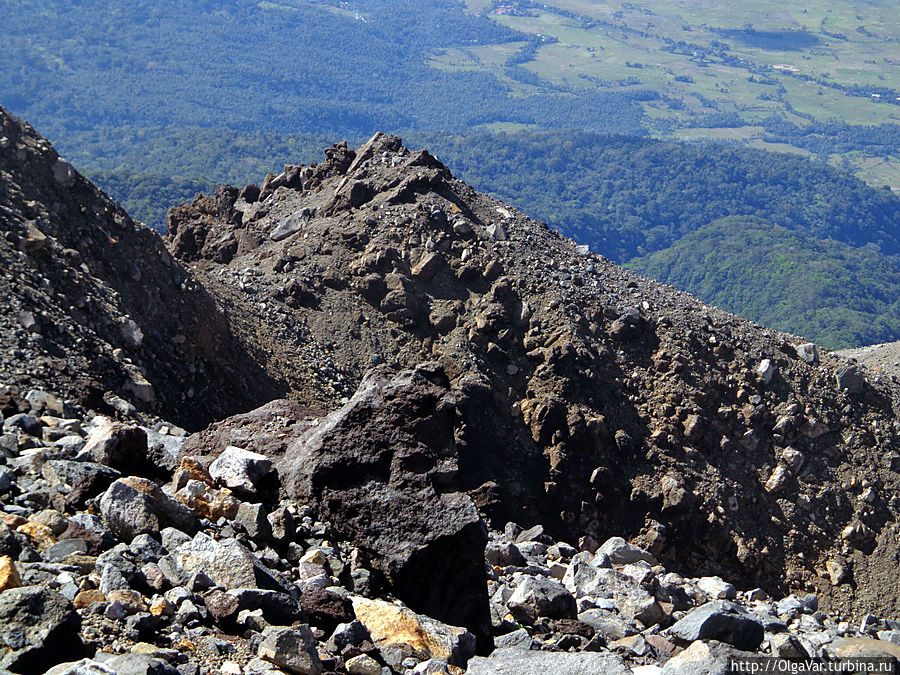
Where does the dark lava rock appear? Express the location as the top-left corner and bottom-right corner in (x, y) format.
(278, 363), (492, 651)
(667, 600), (764, 651)
(0, 586), (83, 672)
(300, 588), (354, 635)
(42, 459), (121, 508)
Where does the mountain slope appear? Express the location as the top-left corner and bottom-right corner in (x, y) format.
(162, 131), (900, 623)
(0, 105), (280, 427)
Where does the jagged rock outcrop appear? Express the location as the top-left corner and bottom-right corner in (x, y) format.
(0, 105), (279, 427)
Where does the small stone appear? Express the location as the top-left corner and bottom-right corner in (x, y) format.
(746, 588), (768, 602)
(841, 520), (875, 551)
(150, 597), (176, 617)
(100, 476), (198, 541)
(756, 359), (776, 383)
(484, 542), (525, 568)
(781, 447), (805, 474)
(466, 648), (631, 674)
(106, 589), (147, 615)
(176, 532), (289, 592)
(74, 590), (107, 609)
(326, 620), (371, 652)
(345, 654), (382, 675)
(352, 596), (475, 669)
(764, 465), (790, 494)
(770, 633), (810, 658)
(795, 343), (819, 364)
(209, 446), (272, 495)
(835, 364), (866, 393)
(507, 576), (577, 624)
(0, 587), (83, 671)
(175, 480), (240, 521)
(0, 556), (22, 591)
(827, 560), (849, 585)
(667, 601), (764, 651)
(697, 576), (736, 600)
(595, 537), (656, 565)
(823, 638), (900, 661)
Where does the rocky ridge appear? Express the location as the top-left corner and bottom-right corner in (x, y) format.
(3, 109), (900, 673)
(167, 130), (900, 621)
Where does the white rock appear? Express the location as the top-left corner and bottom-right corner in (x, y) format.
(697, 575), (737, 600)
(209, 446), (272, 494)
(756, 359), (776, 383)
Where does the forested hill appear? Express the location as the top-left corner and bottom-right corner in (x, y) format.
(627, 217), (900, 349)
(418, 131), (900, 264)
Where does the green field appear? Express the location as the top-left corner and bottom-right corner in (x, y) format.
(452, 0), (900, 188)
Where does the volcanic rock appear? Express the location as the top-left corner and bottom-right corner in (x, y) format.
(351, 596), (476, 669)
(278, 363), (491, 648)
(0, 586), (83, 672)
(99, 477), (198, 541)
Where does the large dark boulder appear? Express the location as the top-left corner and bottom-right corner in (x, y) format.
(0, 586), (83, 672)
(278, 363), (492, 651)
(667, 601), (764, 651)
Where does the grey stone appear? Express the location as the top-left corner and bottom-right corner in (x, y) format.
(175, 532), (290, 592)
(577, 608), (637, 640)
(257, 625), (322, 675)
(661, 639), (757, 675)
(226, 588), (301, 624)
(756, 359), (776, 383)
(270, 209), (311, 242)
(24, 390), (72, 417)
(566, 564), (664, 626)
(667, 600), (764, 651)
(160, 527), (192, 551)
(485, 542), (525, 567)
(836, 364), (866, 393)
(44, 539), (89, 562)
(236, 503), (272, 541)
(129, 534), (167, 563)
(507, 576), (577, 623)
(796, 343), (819, 364)
(2, 414), (42, 437)
(99, 563), (131, 595)
(595, 536), (656, 565)
(42, 460), (121, 507)
(515, 525), (545, 544)
(326, 620), (371, 652)
(494, 628), (534, 649)
(99, 477), (198, 541)
(466, 648), (631, 675)
(44, 659), (117, 675)
(277, 364), (491, 648)
(93, 653), (180, 675)
(697, 576), (737, 600)
(79, 419), (150, 475)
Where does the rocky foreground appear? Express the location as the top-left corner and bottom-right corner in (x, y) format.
(5, 105), (900, 673)
(3, 382), (900, 675)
